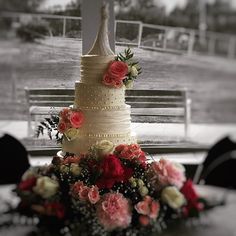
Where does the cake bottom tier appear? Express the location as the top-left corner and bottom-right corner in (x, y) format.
(62, 132), (137, 155)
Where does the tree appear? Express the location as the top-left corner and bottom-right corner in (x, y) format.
(0, 0), (45, 12)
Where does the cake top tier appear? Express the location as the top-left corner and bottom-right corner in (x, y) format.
(86, 3), (115, 56)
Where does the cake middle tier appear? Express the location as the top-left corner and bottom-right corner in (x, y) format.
(75, 104), (132, 135)
(75, 81), (126, 109)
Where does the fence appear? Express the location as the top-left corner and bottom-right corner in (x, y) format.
(1, 11), (236, 59)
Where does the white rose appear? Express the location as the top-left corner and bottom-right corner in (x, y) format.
(70, 163), (82, 176)
(22, 168), (37, 181)
(130, 66), (138, 77)
(94, 140), (114, 157)
(64, 128), (79, 141)
(161, 186), (186, 209)
(33, 176), (59, 199)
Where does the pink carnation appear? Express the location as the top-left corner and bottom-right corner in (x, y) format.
(69, 110), (84, 128)
(149, 159), (186, 189)
(96, 193), (132, 230)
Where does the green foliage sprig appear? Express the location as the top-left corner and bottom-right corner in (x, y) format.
(35, 115), (63, 144)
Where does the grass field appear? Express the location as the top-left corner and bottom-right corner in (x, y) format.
(0, 37), (236, 123)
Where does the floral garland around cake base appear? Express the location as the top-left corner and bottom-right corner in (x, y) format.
(12, 141), (212, 236)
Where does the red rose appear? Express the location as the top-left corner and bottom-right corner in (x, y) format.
(107, 61), (128, 80)
(18, 177), (37, 191)
(96, 154), (133, 189)
(44, 202), (65, 219)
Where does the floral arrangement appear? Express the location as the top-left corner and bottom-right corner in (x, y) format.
(102, 48), (142, 89)
(14, 141), (208, 236)
(36, 107), (84, 143)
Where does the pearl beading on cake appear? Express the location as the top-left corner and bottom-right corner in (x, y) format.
(62, 132), (137, 155)
(79, 132), (131, 138)
(75, 82), (126, 108)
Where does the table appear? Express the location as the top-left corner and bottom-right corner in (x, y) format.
(0, 184), (236, 236)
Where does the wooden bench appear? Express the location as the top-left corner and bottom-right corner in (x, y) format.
(125, 89), (191, 138)
(25, 87), (191, 138)
(25, 87), (75, 136)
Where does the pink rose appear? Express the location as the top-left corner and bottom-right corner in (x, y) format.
(102, 74), (123, 88)
(70, 181), (84, 199)
(102, 73), (114, 86)
(139, 215), (150, 226)
(112, 79), (123, 88)
(135, 200), (150, 215)
(149, 201), (160, 219)
(135, 196), (160, 219)
(58, 120), (67, 133)
(115, 144), (147, 166)
(96, 193), (132, 230)
(107, 61), (128, 79)
(88, 185), (100, 204)
(69, 110), (84, 128)
(79, 185), (90, 201)
(115, 144), (127, 153)
(149, 159), (186, 189)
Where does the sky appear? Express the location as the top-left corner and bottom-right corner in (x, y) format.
(41, 0), (236, 13)
(41, 0), (187, 12)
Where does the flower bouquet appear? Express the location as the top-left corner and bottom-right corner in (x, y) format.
(12, 141), (209, 236)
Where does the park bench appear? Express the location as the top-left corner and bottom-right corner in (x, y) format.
(25, 87), (75, 136)
(125, 89), (191, 138)
(25, 87), (191, 138)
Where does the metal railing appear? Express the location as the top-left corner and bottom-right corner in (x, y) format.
(1, 11), (236, 59)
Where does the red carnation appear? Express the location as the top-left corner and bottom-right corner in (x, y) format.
(181, 179), (199, 202)
(181, 179), (204, 217)
(18, 177), (37, 191)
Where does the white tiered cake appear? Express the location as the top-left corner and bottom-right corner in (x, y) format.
(61, 4), (136, 154)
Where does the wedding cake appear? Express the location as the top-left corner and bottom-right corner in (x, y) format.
(14, 4), (209, 236)
(61, 4), (136, 155)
